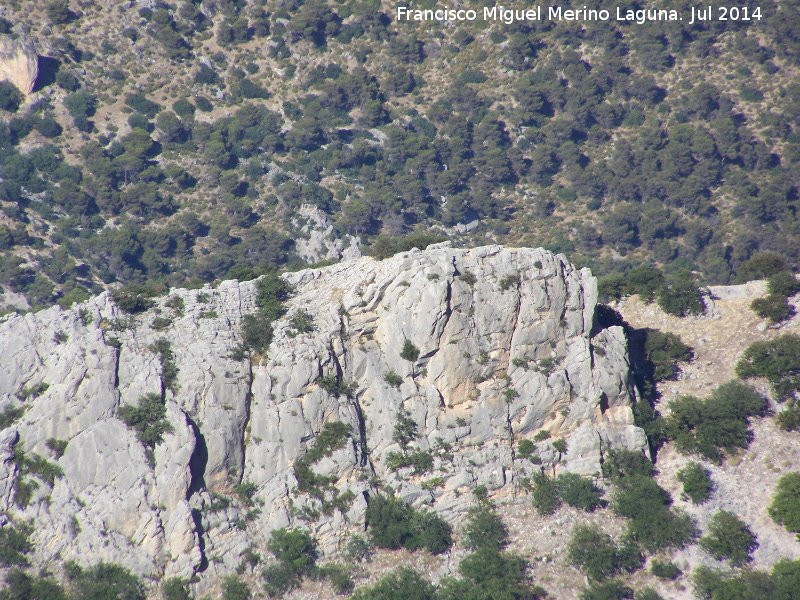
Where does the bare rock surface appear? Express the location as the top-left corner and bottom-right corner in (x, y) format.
(0, 244), (646, 590)
(0, 34), (37, 95)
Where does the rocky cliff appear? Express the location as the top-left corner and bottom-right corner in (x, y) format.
(0, 34), (37, 95)
(0, 244), (646, 591)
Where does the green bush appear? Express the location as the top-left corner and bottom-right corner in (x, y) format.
(644, 330), (693, 382)
(0, 405), (24, 429)
(364, 494), (452, 554)
(499, 274), (520, 291)
(625, 265), (665, 303)
(222, 576), (250, 600)
(693, 559), (800, 600)
(0, 81), (23, 113)
(64, 562), (146, 600)
(700, 511), (758, 567)
(611, 474), (697, 552)
(262, 562), (300, 598)
(345, 534), (373, 563)
(768, 271), (800, 297)
(386, 450), (434, 475)
(1, 569), (68, 600)
(736, 253), (788, 283)
(517, 438), (536, 459)
(664, 381), (767, 463)
(384, 370), (403, 388)
(241, 314), (273, 354)
(580, 579), (634, 600)
(162, 577), (191, 600)
(677, 462), (714, 504)
(46, 438), (69, 459)
(0, 523), (33, 567)
(463, 504), (509, 552)
(556, 472), (605, 511)
(532, 471), (561, 515)
(651, 560), (682, 580)
(736, 334), (800, 400)
(118, 392), (174, 451)
(267, 528), (318, 574)
(350, 568), (437, 600)
(441, 546), (548, 600)
(601, 449), (653, 482)
(568, 524), (643, 581)
(400, 339), (420, 362)
(777, 405), (800, 431)
(769, 472), (800, 538)
(289, 309), (314, 334)
(657, 270), (705, 317)
(256, 272), (292, 320)
(634, 588), (665, 600)
(751, 294), (795, 323)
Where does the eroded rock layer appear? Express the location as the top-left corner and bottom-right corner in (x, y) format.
(0, 244), (646, 585)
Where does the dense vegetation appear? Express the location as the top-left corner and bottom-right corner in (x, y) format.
(1, 0), (800, 312)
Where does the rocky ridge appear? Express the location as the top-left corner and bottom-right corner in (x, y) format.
(0, 244), (646, 592)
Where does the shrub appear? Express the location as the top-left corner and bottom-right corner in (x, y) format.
(777, 405), (800, 431)
(601, 449), (653, 482)
(162, 577), (191, 600)
(664, 381), (767, 463)
(657, 270), (705, 317)
(768, 271), (800, 297)
(384, 370), (403, 388)
(634, 588), (665, 600)
(751, 294), (795, 323)
(241, 314), (273, 354)
(499, 274), (520, 291)
(1, 569), (67, 600)
(65, 562), (146, 600)
(651, 560), (682, 580)
(611, 474), (697, 552)
(644, 330), (693, 382)
(700, 511), (758, 567)
(533, 430), (551, 442)
(392, 410), (418, 451)
(517, 438), (535, 459)
(345, 535), (373, 563)
(262, 562), (299, 598)
(118, 392), (174, 450)
(56, 70), (80, 91)
(625, 265), (665, 303)
(320, 564), (355, 595)
(222, 576), (250, 600)
(463, 504), (509, 551)
(556, 472), (606, 511)
(677, 462), (714, 504)
(289, 309), (314, 334)
(386, 450), (434, 475)
(350, 568), (437, 600)
(580, 579), (634, 600)
(0, 81), (23, 113)
(46, 438), (69, 459)
(443, 547), (548, 600)
(568, 524), (643, 581)
(364, 494), (452, 554)
(736, 334), (800, 401)
(400, 339), (420, 361)
(532, 471), (561, 515)
(0, 523), (33, 567)
(256, 272), (292, 320)
(0, 405), (24, 429)
(459, 271), (477, 286)
(267, 528), (318, 574)
(769, 472), (800, 538)
(735, 252), (788, 283)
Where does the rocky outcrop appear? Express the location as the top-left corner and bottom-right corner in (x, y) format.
(0, 34), (37, 95)
(0, 244), (646, 587)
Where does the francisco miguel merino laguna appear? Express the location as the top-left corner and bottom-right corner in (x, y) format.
(396, 4), (764, 24)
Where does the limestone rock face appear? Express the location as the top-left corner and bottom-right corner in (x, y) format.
(0, 34), (38, 95)
(0, 244), (645, 584)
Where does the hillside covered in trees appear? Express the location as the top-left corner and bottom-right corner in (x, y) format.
(0, 0), (799, 309)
